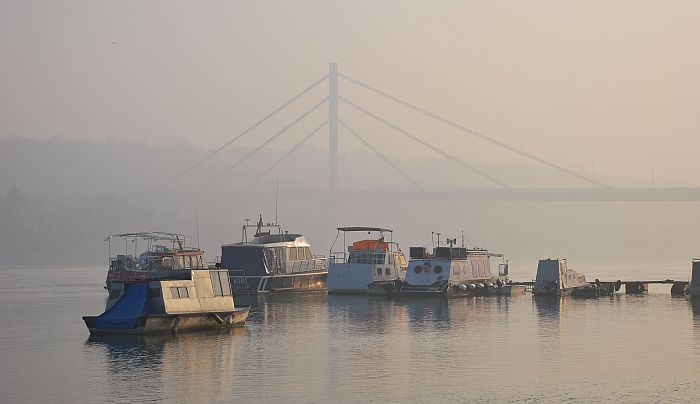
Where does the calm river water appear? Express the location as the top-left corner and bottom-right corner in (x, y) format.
(0, 261), (698, 403)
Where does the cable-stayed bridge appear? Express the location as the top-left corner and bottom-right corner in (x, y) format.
(164, 63), (699, 202)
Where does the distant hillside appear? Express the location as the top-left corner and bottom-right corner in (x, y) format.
(0, 136), (654, 194)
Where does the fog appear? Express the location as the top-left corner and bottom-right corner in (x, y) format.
(1, 1), (699, 267)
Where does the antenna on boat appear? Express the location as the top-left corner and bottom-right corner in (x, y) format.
(275, 179), (279, 225)
(195, 206), (200, 249)
(243, 218), (251, 243)
(461, 230), (465, 248)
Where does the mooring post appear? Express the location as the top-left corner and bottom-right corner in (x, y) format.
(329, 62), (338, 191)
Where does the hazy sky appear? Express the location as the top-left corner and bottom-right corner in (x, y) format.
(1, 1), (699, 184)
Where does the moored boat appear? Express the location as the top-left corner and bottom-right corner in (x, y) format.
(532, 258), (614, 297)
(84, 232), (248, 334)
(218, 216), (327, 293)
(327, 227), (408, 294)
(395, 235), (518, 296)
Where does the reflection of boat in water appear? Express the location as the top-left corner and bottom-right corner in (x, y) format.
(84, 232), (249, 334)
(219, 216), (327, 293)
(327, 227), (408, 294)
(395, 234), (521, 297)
(532, 258), (615, 297)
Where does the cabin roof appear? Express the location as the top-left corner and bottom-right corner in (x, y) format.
(337, 226), (392, 233)
(105, 231), (186, 242)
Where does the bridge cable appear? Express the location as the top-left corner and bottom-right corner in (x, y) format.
(338, 120), (422, 189)
(164, 74), (329, 189)
(339, 96), (511, 189)
(244, 120), (328, 189)
(205, 96), (329, 188)
(339, 73), (609, 188)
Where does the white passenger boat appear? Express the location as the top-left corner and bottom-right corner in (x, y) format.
(327, 227), (408, 294)
(395, 235), (519, 296)
(218, 216), (327, 293)
(84, 232), (248, 334)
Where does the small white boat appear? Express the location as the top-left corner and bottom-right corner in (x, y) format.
(533, 259), (586, 296)
(532, 258), (614, 297)
(327, 227), (407, 294)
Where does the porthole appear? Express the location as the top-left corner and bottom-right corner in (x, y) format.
(434, 266), (443, 274)
(414, 266), (422, 274)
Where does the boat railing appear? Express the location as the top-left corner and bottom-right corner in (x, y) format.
(329, 251), (388, 265)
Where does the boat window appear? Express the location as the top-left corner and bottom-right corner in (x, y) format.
(219, 273), (231, 296)
(376, 268), (382, 276)
(170, 286), (189, 298)
(305, 247), (312, 260)
(290, 247), (298, 261)
(434, 266), (443, 274)
(211, 271), (231, 297)
(149, 287), (161, 298)
(109, 289), (121, 299)
(414, 266), (422, 274)
(211, 273), (223, 296)
(385, 268), (391, 276)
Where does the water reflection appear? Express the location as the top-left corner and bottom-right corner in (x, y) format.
(689, 298), (700, 317)
(85, 329), (247, 402)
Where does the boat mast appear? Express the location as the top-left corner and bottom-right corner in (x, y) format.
(195, 206), (200, 249)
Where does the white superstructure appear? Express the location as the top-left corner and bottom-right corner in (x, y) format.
(327, 227), (407, 294)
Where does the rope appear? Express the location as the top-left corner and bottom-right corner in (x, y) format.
(339, 96), (511, 189)
(164, 74), (328, 189)
(338, 120), (422, 189)
(205, 97), (328, 188)
(339, 73), (609, 188)
(244, 120), (328, 189)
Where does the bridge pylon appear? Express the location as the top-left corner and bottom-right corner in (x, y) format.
(329, 62), (339, 191)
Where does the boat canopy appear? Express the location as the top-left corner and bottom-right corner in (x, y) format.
(337, 226), (392, 233)
(105, 232), (187, 242)
(352, 239), (389, 252)
(93, 283), (150, 331)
